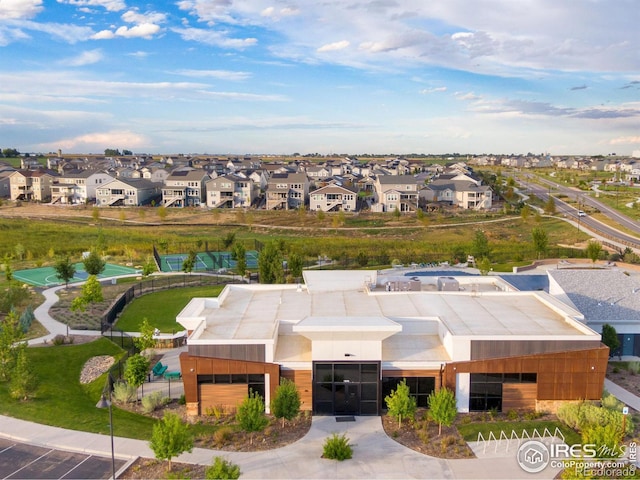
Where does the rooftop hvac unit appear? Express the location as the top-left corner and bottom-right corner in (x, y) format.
(437, 276), (459, 291)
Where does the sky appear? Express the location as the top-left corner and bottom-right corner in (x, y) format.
(0, 0), (639, 156)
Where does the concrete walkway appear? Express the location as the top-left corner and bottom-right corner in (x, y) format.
(0, 413), (563, 480)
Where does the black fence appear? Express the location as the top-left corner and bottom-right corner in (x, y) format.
(100, 274), (238, 333)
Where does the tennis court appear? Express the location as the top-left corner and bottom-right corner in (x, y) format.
(159, 250), (259, 273)
(13, 263), (140, 287)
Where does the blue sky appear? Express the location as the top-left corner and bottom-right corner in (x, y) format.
(1, 0), (639, 156)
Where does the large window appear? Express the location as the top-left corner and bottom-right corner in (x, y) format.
(382, 377), (435, 408)
(197, 373), (265, 399)
(469, 373), (536, 412)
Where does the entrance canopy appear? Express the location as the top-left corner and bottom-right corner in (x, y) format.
(293, 316), (402, 361)
(293, 316), (401, 341)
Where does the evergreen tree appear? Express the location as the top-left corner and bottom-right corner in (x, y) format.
(602, 324), (620, 357)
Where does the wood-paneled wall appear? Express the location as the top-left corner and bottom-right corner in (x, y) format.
(280, 369), (313, 411)
(200, 384), (247, 414)
(503, 384), (537, 411)
(444, 344), (609, 402)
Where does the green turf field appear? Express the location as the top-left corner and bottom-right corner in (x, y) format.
(13, 263), (140, 287)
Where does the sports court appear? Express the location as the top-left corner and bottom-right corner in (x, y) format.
(158, 250), (259, 273)
(13, 263), (140, 288)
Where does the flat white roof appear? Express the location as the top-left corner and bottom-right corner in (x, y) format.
(177, 272), (597, 344)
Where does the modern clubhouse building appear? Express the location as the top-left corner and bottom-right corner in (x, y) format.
(176, 270), (608, 417)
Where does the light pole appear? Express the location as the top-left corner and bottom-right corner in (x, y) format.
(96, 375), (116, 480)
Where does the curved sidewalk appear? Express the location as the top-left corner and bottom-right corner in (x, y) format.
(0, 414), (553, 480)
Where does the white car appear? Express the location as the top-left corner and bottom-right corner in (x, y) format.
(577, 210), (587, 217)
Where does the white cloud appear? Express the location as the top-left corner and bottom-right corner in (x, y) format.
(121, 10), (167, 25)
(317, 40), (350, 53)
(0, 0), (43, 19)
(609, 136), (640, 145)
(53, 130), (148, 150)
(56, 0), (125, 13)
(420, 87), (447, 94)
(172, 27), (257, 49)
(92, 29), (114, 39)
(9, 20), (95, 43)
(114, 23), (160, 39)
(173, 69), (251, 81)
(61, 49), (103, 66)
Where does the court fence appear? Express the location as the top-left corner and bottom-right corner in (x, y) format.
(100, 274), (240, 333)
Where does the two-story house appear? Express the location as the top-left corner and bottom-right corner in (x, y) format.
(309, 184), (358, 212)
(206, 174), (256, 208)
(162, 169), (210, 208)
(9, 170), (57, 202)
(266, 173), (309, 210)
(372, 175), (421, 213)
(96, 177), (160, 206)
(51, 170), (114, 204)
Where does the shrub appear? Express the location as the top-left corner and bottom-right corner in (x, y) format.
(52, 334), (66, 346)
(628, 362), (640, 375)
(322, 433), (353, 461)
(507, 409), (520, 421)
(142, 391), (168, 414)
(205, 457), (241, 480)
(213, 427), (233, 447)
(581, 423), (625, 459)
(236, 390), (268, 444)
(178, 394), (186, 405)
(112, 381), (137, 404)
(205, 404), (225, 420)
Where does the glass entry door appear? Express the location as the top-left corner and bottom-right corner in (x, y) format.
(312, 362), (379, 415)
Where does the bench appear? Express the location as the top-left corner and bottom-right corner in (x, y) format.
(152, 362), (168, 378)
(164, 371), (182, 380)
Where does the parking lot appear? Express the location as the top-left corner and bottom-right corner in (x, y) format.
(0, 438), (127, 479)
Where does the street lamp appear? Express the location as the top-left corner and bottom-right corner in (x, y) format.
(96, 375), (116, 480)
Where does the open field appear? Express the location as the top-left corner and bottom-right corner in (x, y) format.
(0, 203), (593, 273)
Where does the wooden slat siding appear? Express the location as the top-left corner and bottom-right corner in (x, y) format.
(444, 344), (609, 402)
(179, 353), (280, 413)
(188, 344), (265, 362)
(503, 384), (537, 411)
(281, 369), (313, 411)
(200, 384), (246, 414)
(470, 340), (601, 360)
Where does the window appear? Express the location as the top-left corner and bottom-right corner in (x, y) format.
(382, 376), (435, 408)
(469, 373), (536, 412)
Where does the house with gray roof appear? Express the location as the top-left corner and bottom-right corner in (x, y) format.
(548, 269), (640, 356)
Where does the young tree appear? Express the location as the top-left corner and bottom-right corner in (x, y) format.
(54, 256), (76, 288)
(221, 232), (236, 250)
(258, 241), (284, 284)
(384, 379), (416, 428)
(0, 311), (24, 381)
(142, 256), (156, 277)
(531, 227), (549, 260)
(3, 256), (12, 281)
(134, 318), (156, 354)
(182, 250), (197, 274)
(271, 378), (301, 428)
(233, 243), (246, 278)
(288, 252), (304, 279)
(477, 257), (491, 276)
(236, 390), (269, 444)
(124, 353), (150, 394)
(157, 205), (168, 222)
(9, 345), (37, 400)
(602, 323), (620, 358)
(70, 275), (103, 311)
(471, 230), (491, 260)
(83, 250), (106, 276)
(205, 457), (241, 480)
(428, 387), (457, 436)
(586, 240), (602, 264)
(150, 412), (193, 472)
(544, 196), (557, 214)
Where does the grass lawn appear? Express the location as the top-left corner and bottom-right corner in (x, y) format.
(457, 419), (581, 446)
(115, 285), (224, 332)
(0, 338), (157, 439)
